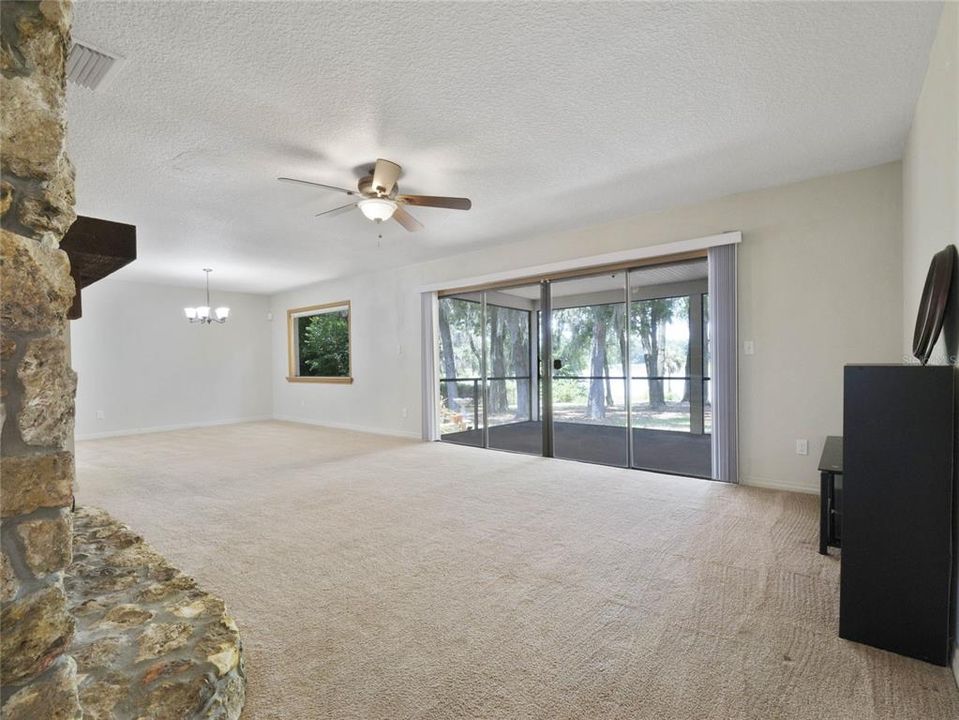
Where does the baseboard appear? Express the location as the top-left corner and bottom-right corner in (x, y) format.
(953, 646), (958, 689)
(740, 475), (819, 495)
(75, 416), (273, 441)
(272, 415), (422, 440)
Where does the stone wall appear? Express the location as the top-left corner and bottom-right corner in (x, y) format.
(67, 508), (245, 719)
(1, 1), (81, 717)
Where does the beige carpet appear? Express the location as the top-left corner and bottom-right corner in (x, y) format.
(75, 421), (959, 720)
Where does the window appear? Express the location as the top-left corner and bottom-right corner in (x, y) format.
(287, 301), (352, 383)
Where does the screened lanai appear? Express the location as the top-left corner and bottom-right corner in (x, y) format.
(437, 258), (713, 478)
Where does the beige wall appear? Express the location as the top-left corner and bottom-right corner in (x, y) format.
(901, 2), (959, 682)
(903, 3), (959, 364)
(272, 162), (904, 494)
(71, 279), (273, 438)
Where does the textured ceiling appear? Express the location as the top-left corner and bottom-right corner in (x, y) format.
(67, 1), (942, 294)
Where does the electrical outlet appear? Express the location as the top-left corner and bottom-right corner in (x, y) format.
(743, 340), (755, 355)
(96, 410), (105, 420)
(402, 407), (408, 418)
(796, 439), (808, 456)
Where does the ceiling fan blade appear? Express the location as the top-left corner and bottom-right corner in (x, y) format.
(397, 194), (471, 210)
(278, 177), (356, 195)
(371, 159), (401, 196)
(392, 205), (423, 232)
(315, 202), (357, 218)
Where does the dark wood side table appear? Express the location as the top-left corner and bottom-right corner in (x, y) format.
(819, 436), (843, 555)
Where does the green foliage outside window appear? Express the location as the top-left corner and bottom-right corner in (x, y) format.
(438, 294), (701, 422)
(298, 310), (350, 377)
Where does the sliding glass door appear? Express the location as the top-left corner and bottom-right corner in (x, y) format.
(438, 285), (542, 455)
(438, 292), (485, 447)
(628, 260), (711, 477)
(437, 258), (713, 478)
(485, 284), (542, 456)
(550, 272), (628, 467)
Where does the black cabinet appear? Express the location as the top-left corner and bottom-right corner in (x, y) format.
(840, 365), (957, 666)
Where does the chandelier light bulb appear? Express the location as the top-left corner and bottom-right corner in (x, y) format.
(184, 268), (230, 324)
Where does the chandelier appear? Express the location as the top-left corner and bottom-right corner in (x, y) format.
(183, 268), (230, 324)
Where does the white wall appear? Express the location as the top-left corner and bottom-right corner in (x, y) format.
(903, 3), (958, 365)
(71, 278), (272, 439)
(271, 162), (904, 493)
(900, 3), (959, 685)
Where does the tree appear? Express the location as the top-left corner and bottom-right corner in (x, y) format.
(586, 308), (609, 419)
(551, 304), (620, 420)
(488, 305), (508, 413)
(603, 354), (613, 407)
(633, 299), (675, 409)
(611, 304), (627, 406)
(439, 298), (535, 424)
(299, 312), (349, 376)
(439, 298), (483, 423)
(507, 309), (530, 419)
(438, 300), (458, 410)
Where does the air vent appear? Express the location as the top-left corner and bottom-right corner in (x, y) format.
(67, 40), (122, 91)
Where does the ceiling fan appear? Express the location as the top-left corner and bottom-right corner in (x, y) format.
(278, 158), (471, 232)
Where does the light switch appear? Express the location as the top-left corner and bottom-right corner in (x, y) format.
(796, 439), (808, 455)
(743, 340), (755, 355)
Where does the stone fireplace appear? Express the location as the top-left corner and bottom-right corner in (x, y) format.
(2, 1), (82, 715)
(2, 3), (243, 717)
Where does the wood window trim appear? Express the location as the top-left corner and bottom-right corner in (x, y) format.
(286, 300), (354, 384)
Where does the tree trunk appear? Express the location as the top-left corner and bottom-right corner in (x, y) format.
(438, 302), (458, 412)
(614, 304), (627, 376)
(612, 304), (626, 408)
(644, 305), (665, 409)
(681, 311), (692, 402)
(510, 310), (530, 419)
(604, 355), (613, 406)
(488, 305), (508, 414)
(636, 300), (677, 411)
(587, 313), (608, 419)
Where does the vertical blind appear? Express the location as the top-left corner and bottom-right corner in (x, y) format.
(420, 292), (440, 441)
(707, 243), (739, 483)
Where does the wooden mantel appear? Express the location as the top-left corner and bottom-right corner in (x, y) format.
(61, 215), (137, 319)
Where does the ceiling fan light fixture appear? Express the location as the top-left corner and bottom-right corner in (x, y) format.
(358, 197), (397, 223)
(279, 158), (471, 233)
